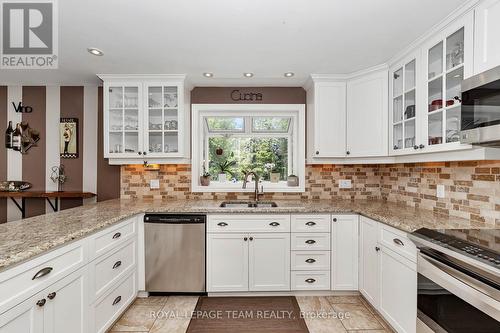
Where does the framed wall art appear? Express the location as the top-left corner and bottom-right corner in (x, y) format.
(60, 118), (78, 158)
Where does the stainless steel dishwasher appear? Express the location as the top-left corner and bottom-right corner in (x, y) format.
(144, 214), (206, 293)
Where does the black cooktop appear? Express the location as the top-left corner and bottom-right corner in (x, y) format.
(411, 228), (500, 269)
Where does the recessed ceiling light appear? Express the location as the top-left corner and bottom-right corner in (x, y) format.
(87, 47), (104, 56)
(243, 72), (254, 78)
(284, 72), (294, 77)
(203, 72), (213, 78)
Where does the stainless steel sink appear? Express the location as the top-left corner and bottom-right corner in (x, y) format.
(219, 201), (278, 208)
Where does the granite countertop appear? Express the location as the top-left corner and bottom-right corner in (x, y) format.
(0, 198), (493, 272)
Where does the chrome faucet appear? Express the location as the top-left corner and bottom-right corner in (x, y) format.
(242, 171), (263, 202)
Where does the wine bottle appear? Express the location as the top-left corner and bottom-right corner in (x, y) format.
(5, 121), (13, 149)
(12, 123), (21, 151)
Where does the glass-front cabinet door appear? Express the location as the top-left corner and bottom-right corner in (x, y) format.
(390, 57), (418, 154)
(144, 84), (182, 157)
(106, 84), (142, 157)
(423, 13), (473, 152)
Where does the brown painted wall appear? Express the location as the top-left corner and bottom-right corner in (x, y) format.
(60, 87), (84, 209)
(0, 87), (7, 223)
(22, 87), (46, 217)
(191, 87), (306, 104)
(97, 87), (120, 201)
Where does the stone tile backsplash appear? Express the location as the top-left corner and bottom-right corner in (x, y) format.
(121, 160), (500, 226)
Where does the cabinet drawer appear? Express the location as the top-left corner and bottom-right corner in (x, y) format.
(291, 271), (330, 290)
(208, 215), (290, 233)
(93, 271), (137, 333)
(90, 238), (137, 301)
(291, 251), (330, 271)
(291, 215), (331, 233)
(89, 217), (137, 260)
(0, 241), (86, 314)
(379, 224), (417, 263)
(291, 233), (330, 251)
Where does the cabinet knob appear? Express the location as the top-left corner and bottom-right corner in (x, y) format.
(315, 151), (319, 155)
(47, 292), (56, 300)
(143, 151), (147, 156)
(346, 151), (351, 155)
(249, 237), (254, 241)
(413, 145), (419, 150)
(375, 246), (380, 252)
(138, 151), (142, 155)
(394, 145), (399, 150)
(419, 144), (425, 149)
(36, 299), (46, 307)
(332, 218), (337, 222)
(244, 237), (248, 241)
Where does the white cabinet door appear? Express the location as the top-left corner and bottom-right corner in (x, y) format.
(346, 69), (389, 157)
(308, 81), (347, 158)
(43, 268), (88, 333)
(0, 292), (43, 333)
(474, 0), (500, 74)
(249, 233), (290, 291)
(379, 247), (417, 333)
(207, 233), (249, 292)
(104, 83), (143, 158)
(331, 215), (358, 290)
(359, 216), (380, 308)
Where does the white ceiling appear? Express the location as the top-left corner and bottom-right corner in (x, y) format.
(0, 0), (471, 86)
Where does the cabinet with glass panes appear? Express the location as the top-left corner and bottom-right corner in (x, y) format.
(390, 55), (418, 155)
(422, 13), (473, 153)
(101, 75), (186, 162)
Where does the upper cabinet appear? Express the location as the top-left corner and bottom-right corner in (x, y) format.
(306, 68), (388, 161)
(346, 68), (388, 158)
(306, 79), (346, 159)
(474, 0), (500, 74)
(100, 75), (190, 164)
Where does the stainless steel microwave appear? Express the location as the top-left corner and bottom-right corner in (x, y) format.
(461, 65), (500, 147)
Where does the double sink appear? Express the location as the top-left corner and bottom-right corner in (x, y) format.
(219, 201), (278, 208)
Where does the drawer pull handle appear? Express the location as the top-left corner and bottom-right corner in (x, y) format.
(36, 299), (46, 307)
(112, 296), (122, 306)
(47, 292), (56, 300)
(305, 221), (316, 226)
(32, 267), (53, 280)
(305, 258), (316, 264)
(112, 232), (121, 239)
(305, 239), (316, 244)
(393, 238), (404, 246)
(269, 222), (280, 227)
(217, 222), (228, 227)
(113, 260), (122, 269)
(305, 278), (316, 284)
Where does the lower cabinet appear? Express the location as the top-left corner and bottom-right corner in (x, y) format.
(207, 232), (290, 292)
(359, 216), (380, 307)
(359, 216), (417, 333)
(379, 247), (417, 333)
(0, 267), (87, 333)
(331, 215), (358, 290)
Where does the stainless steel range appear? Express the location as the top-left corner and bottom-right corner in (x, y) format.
(409, 228), (500, 332)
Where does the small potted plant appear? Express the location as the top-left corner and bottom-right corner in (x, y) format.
(265, 163), (280, 183)
(200, 165), (211, 186)
(216, 159), (236, 183)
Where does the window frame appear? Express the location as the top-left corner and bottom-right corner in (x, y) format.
(191, 104), (306, 193)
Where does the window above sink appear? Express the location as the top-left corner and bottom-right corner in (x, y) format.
(191, 104), (305, 193)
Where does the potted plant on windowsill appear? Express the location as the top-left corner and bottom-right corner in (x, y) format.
(200, 165), (211, 186)
(215, 158), (236, 183)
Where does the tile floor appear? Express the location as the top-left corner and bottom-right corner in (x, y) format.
(108, 295), (394, 333)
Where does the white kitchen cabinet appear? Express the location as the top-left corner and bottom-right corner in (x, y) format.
(359, 216), (380, 308)
(346, 68), (389, 157)
(306, 79), (347, 158)
(379, 246), (417, 333)
(331, 215), (358, 290)
(249, 233), (290, 291)
(421, 12), (473, 154)
(474, 0), (500, 74)
(100, 75), (189, 164)
(207, 233), (249, 292)
(43, 268), (88, 333)
(0, 291), (43, 333)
